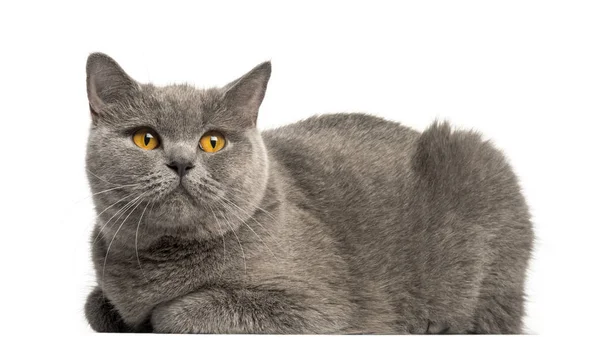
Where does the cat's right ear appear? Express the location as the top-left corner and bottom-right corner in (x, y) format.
(86, 53), (139, 122)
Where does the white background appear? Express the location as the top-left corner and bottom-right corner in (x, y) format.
(1, 1), (598, 343)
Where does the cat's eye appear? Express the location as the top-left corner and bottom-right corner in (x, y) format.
(199, 131), (226, 153)
(133, 128), (160, 150)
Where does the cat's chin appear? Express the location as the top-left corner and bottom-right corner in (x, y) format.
(145, 189), (205, 229)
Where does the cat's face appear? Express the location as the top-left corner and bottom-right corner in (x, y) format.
(85, 53), (271, 243)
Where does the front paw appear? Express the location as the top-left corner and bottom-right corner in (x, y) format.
(151, 294), (214, 333)
(151, 288), (318, 334)
(85, 287), (134, 332)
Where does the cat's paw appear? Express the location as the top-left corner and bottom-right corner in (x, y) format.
(151, 289), (244, 333)
(151, 295), (213, 333)
(85, 287), (132, 332)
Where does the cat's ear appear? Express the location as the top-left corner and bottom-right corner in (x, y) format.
(86, 53), (140, 120)
(222, 61), (271, 127)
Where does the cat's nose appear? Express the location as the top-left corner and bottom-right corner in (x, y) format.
(166, 161), (194, 178)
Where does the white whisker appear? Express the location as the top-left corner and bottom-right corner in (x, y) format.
(90, 183), (141, 197)
(86, 169), (123, 186)
(101, 196), (145, 292)
(207, 203), (226, 279)
(226, 188), (278, 221)
(217, 198), (280, 262)
(135, 201), (151, 282)
(93, 192), (147, 244)
(217, 208), (246, 280)
(95, 192), (137, 219)
(217, 195), (283, 253)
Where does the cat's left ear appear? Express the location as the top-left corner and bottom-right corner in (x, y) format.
(222, 61), (271, 127)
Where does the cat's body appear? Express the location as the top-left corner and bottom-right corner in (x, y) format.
(84, 54), (533, 334)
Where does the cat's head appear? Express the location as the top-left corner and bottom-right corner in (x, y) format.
(85, 53), (271, 243)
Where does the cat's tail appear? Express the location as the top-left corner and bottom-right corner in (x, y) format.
(411, 121), (524, 215)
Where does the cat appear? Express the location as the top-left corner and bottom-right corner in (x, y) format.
(84, 52), (533, 334)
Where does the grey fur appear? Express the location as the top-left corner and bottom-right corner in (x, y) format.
(84, 53), (533, 334)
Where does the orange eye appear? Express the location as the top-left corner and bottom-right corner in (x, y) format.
(199, 131), (226, 153)
(133, 129), (160, 150)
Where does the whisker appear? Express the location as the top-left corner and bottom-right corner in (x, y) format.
(202, 179), (277, 221)
(90, 183), (141, 197)
(135, 201), (151, 282)
(86, 169), (122, 186)
(93, 192), (147, 244)
(101, 196), (145, 292)
(207, 203), (226, 279)
(87, 169), (157, 178)
(74, 191), (137, 242)
(195, 177), (281, 252)
(216, 193), (283, 251)
(226, 190), (278, 221)
(217, 208), (247, 280)
(68, 183), (141, 209)
(216, 197), (280, 262)
(204, 179), (277, 221)
(195, 179), (222, 195)
(95, 192), (137, 220)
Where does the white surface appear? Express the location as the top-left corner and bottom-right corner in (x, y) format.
(0, 0), (598, 343)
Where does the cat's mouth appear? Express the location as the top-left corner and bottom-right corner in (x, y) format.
(170, 183), (195, 200)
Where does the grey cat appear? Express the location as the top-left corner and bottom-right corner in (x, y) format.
(84, 53), (533, 334)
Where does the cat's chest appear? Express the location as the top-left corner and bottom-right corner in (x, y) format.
(98, 236), (227, 324)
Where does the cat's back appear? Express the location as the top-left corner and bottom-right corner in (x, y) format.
(263, 113), (530, 242)
(262, 113), (419, 181)
(262, 113), (419, 223)
(262, 113), (527, 217)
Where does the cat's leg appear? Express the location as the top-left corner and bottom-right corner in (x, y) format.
(151, 288), (340, 334)
(85, 287), (153, 332)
